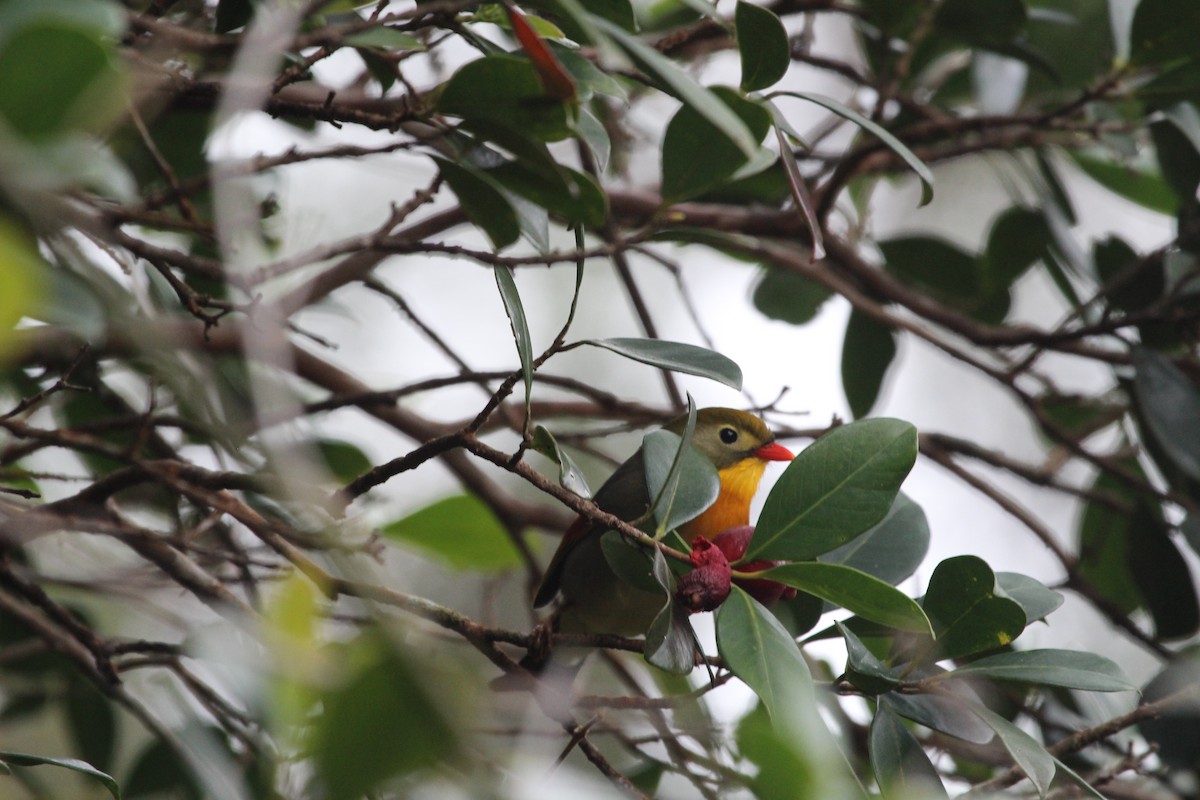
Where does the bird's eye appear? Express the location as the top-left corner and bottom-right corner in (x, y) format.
(719, 427), (738, 444)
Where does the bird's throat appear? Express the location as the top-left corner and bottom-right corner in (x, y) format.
(679, 457), (769, 542)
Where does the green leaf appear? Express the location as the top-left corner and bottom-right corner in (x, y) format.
(0, 220), (43, 359)
(485, 161), (608, 228)
(311, 635), (457, 800)
(921, 556), (1027, 660)
(0, 751), (121, 800)
(736, 1), (790, 92)
(1133, 347), (1200, 482)
(995, 572), (1064, 623)
(578, 337), (743, 389)
(0, 13), (126, 139)
(383, 495), (522, 571)
(1140, 656), (1200, 772)
(215, 0), (254, 31)
(317, 439), (373, 484)
(1077, 470), (1143, 614)
(493, 265), (533, 406)
(644, 431), (720, 535)
(531, 425), (592, 497)
(750, 418), (918, 560)
(839, 622), (899, 694)
(870, 704), (948, 800)
(437, 54), (574, 142)
(820, 493), (929, 587)
(645, 550), (696, 672)
(434, 159), (520, 248)
(65, 682), (115, 774)
(752, 268), (833, 326)
(1094, 236), (1163, 311)
(661, 87), (771, 201)
(123, 738), (202, 800)
(1129, 0), (1200, 67)
(773, 91), (934, 205)
(985, 207), (1052, 290)
(880, 236), (979, 300)
(344, 27), (425, 50)
(841, 309), (897, 419)
(600, 531), (661, 593)
(593, 17), (759, 159)
(1128, 504), (1200, 639)
(716, 588), (825, 747)
(1069, 152), (1177, 216)
(757, 562), (932, 634)
(883, 687), (994, 745)
(948, 648), (1135, 692)
(969, 704), (1056, 798)
(936, 0), (1026, 47)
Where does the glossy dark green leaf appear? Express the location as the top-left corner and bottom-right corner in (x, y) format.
(1133, 347), (1200, 482)
(995, 572), (1064, 623)
(936, 0), (1026, 47)
(880, 236), (979, 300)
(317, 439), (373, 484)
(66, 682), (115, 774)
(485, 161), (608, 228)
(1035, 149), (1077, 224)
(735, 703), (825, 799)
(594, 17), (759, 158)
(772, 120), (824, 259)
(382, 495), (522, 571)
(662, 87), (771, 201)
(0, 17), (125, 139)
(644, 430), (720, 535)
(841, 309), (897, 419)
(736, 1), (790, 92)
(883, 688), (994, 745)
(838, 622), (899, 694)
(922, 556), (1027, 660)
(949, 648), (1135, 692)
(531, 425), (592, 497)
(600, 531), (661, 593)
(1128, 504), (1200, 639)
(1129, 0), (1200, 67)
(437, 55), (574, 142)
(757, 563), (931, 634)
(1069, 152), (1177, 216)
(750, 418), (918, 561)
(820, 493), (929, 587)
(345, 27), (425, 50)
(717, 588), (835, 755)
(579, 337), (743, 389)
(985, 207), (1051, 290)
(312, 636), (457, 800)
(0, 751), (121, 800)
(434, 159), (520, 248)
(1077, 470), (1146, 614)
(970, 703), (1056, 798)
(870, 704), (948, 800)
(1139, 655), (1200, 772)
(752, 268), (832, 325)
(493, 265), (533, 404)
(645, 550), (697, 672)
(1152, 110), (1200, 201)
(774, 91), (934, 205)
(215, 0), (255, 31)
(1094, 236), (1163, 311)
(124, 738), (202, 800)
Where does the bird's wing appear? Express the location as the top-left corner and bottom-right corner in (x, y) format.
(532, 450), (649, 607)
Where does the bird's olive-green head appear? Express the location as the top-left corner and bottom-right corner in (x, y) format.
(664, 407), (779, 470)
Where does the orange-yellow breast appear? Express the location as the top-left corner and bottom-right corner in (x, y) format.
(678, 457), (769, 543)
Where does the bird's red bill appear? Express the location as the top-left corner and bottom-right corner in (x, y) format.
(755, 442), (795, 461)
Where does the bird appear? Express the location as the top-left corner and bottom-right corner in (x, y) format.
(532, 407), (794, 640)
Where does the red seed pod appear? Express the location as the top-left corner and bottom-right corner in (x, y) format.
(712, 526), (797, 607)
(675, 565), (732, 612)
